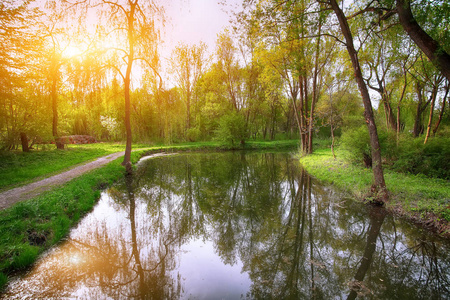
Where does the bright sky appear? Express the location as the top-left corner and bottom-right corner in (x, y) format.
(162, 0), (242, 52)
(160, 0), (243, 86)
(33, 0), (244, 87)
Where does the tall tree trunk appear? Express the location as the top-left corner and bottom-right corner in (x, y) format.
(308, 13), (323, 154)
(330, 0), (388, 203)
(271, 102), (276, 140)
(381, 91), (397, 131)
(186, 88), (191, 131)
(413, 81), (434, 138)
(424, 84), (438, 144)
(432, 83), (449, 135)
(396, 70), (408, 143)
(413, 82), (424, 137)
(291, 92), (303, 145)
(8, 99), (15, 150)
(299, 75), (308, 153)
(20, 132), (29, 152)
(122, 3), (136, 169)
(397, 0), (450, 81)
(51, 67), (64, 150)
(329, 90), (336, 159)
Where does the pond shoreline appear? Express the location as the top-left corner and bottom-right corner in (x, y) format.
(298, 148), (450, 239)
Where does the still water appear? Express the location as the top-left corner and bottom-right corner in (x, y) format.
(2, 152), (450, 299)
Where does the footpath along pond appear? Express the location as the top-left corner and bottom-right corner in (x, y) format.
(2, 151), (449, 299)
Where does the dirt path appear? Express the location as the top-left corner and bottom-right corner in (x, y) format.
(0, 150), (169, 210)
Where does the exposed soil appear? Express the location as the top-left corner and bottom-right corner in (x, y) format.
(0, 150), (170, 210)
(388, 204), (450, 239)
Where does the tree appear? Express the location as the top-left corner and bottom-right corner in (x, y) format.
(396, 0), (450, 81)
(318, 76), (362, 159)
(328, 0), (388, 203)
(216, 31), (245, 113)
(66, 0), (162, 167)
(241, 0), (333, 153)
(0, 0), (42, 151)
(39, 0), (89, 149)
(170, 42), (208, 134)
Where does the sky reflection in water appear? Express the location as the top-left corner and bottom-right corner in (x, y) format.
(2, 152), (450, 299)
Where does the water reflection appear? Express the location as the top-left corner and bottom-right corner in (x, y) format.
(2, 152), (449, 299)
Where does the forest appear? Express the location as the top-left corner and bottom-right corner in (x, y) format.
(1, 0), (449, 197)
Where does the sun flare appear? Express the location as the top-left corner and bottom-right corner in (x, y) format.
(62, 45), (84, 58)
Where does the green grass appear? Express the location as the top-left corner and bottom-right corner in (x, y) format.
(299, 148), (373, 198)
(0, 144), (121, 191)
(299, 147), (450, 224)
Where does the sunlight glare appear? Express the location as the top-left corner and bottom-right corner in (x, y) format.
(62, 45), (84, 58)
(68, 253), (82, 265)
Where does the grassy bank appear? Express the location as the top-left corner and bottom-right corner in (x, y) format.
(299, 148), (450, 236)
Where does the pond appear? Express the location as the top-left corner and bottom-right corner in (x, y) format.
(2, 151), (449, 299)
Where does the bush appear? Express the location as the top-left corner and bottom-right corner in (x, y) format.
(186, 127), (202, 142)
(393, 136), (450, 179)
(340, 126), (372, 167)
(340, 125), (450, 179)
(340, 126), (397, 168)
(214, 112), (247, 147)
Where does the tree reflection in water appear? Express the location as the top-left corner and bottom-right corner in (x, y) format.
(2, 152), (449, 299)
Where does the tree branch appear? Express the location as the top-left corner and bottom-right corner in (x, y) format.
(396, 0), (450, 81)
(134, 57), (163, 90)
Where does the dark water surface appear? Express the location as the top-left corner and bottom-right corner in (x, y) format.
(2, 152), (449, 299)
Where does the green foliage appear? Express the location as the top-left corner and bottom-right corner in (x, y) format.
(214, 112), (247, 147)
(186, 127), (202, 142)
(339, 125), (449, 179)
(340, 125), (398, 167)
(393, 136), (450, 179)
(339, 125), (371, 165)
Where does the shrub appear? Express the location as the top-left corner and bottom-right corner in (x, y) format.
(186, 127), (202, 142)
(340, 126), (397, 168)
(214, 112), (247, 147)
(340, 126), (372, 167)
(393, 136), (450, 179)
